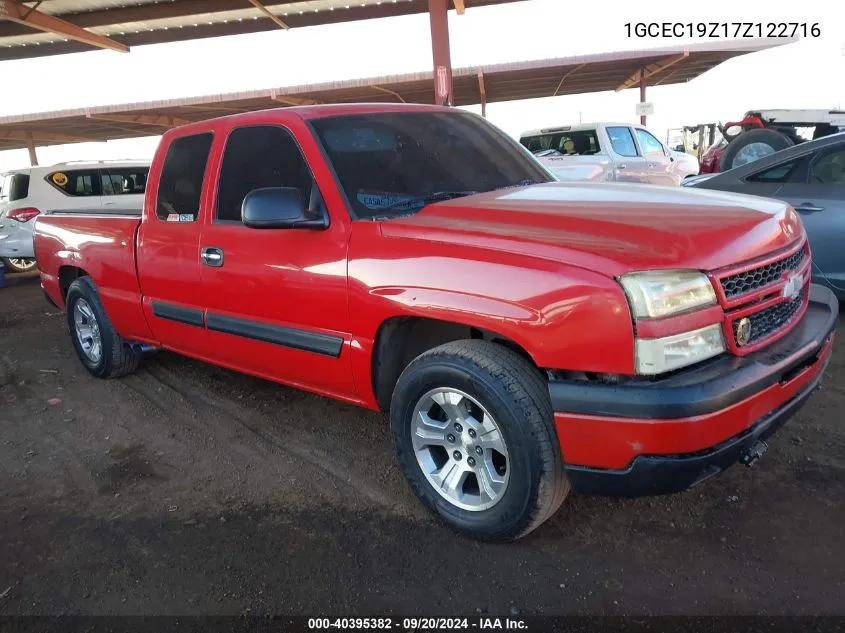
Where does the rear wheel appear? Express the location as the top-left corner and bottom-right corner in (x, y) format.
(65, 276), (142, 378)
(390, 340), (569, 541)
(3, 257), (37, 273)
(721, 129), (794, 170)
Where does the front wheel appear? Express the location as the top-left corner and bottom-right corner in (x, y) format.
(391, 340), (569, 541)
(65, 276), (142, 378)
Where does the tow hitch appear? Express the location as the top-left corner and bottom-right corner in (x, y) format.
(739, 440), (769, 467)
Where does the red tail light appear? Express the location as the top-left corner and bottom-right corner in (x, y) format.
(7, 207), (40, 222)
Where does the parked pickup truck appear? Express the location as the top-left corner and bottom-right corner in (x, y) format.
(34, 104), (838, 541)
(520, 123), (700, 185)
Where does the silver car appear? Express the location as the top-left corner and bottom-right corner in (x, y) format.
(685, 132), (845, 299)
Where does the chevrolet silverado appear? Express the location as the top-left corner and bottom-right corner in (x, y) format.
(34, 104), (838, 541)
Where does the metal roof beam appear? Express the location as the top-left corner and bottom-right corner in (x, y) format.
(371, 85), (406, 103)
(0, 0), (344, 35)
(615, 52), (688, 91)
(0, 0), (128, 52)
(0, 130), (99, 143)
(246, 0), (289, 29)
(85, 113), (192, 128)
(270, 93), (324, 106)
(453, 0), (465, 14)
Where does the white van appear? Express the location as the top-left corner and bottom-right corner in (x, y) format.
(0, 160), (149, 272)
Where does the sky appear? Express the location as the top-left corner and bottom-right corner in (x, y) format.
(2, 0), (844, 171)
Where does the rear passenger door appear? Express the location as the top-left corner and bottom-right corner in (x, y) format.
(136, 133), (214, 357)
(604, 126), (649, 183)
(197, 123), (356, 400)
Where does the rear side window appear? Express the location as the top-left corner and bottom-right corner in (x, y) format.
(101, 167), (149, 196)
(47, 169), (98, 196)
(0, 173), (29, 201)
(156, 133), (213, 221)
(521, 130), (600, 156)
(606, 127), (639, 157)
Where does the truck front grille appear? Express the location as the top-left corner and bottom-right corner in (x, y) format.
(720, 248), (806, 299)
(731, 290), (805, 348)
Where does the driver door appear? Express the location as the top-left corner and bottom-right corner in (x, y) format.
(197, 123), (356, 400)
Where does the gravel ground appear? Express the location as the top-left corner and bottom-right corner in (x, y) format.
(1, 272), (844, 616)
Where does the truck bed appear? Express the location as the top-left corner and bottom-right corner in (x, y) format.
(34, 212), (149, 340)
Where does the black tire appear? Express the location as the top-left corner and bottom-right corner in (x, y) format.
(3, 257), (38, 273)
(390, 340), (569, 541)
(721, 128), (794, 170)
(65, 276), (142, 379)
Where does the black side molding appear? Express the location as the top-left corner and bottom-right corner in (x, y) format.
(152, 302), (205, 328)
(206, 313), (343, 358)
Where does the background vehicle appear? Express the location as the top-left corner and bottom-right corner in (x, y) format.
(685, 132), (845, 299)
(520, 122), (699, 185)
(0, 160), (150, 273)
(667, 123), (722, 163)
(33, 104), (836, 541)
(713, 109), (845, 173)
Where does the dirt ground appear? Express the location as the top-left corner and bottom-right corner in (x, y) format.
(1, 271), (844, 617)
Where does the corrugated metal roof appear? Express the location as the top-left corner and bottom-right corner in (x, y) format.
(0, 0), (519, 60)
(0, 38), (796, 152)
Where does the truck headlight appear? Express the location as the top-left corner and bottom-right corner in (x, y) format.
(619, 270), (717, 319)
(635, 324), (726, 375)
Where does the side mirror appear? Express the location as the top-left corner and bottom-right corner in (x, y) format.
(242, 187), (327, 229)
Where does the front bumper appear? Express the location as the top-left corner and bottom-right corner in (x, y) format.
(551, 284), (839, 497)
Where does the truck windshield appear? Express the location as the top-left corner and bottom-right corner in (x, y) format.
(310, 111), (552, 219)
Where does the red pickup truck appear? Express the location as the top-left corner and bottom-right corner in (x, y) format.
(34, 104), (838, 541)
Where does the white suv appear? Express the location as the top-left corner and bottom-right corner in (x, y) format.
(0, 160), (150, 273)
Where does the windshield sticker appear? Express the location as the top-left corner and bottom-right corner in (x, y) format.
(166, 213), (180, 222)
(357, 190), (424, 212)
(51, 172), (68, 187)
(179, 214), (194, 222)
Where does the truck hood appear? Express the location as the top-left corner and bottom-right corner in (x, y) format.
(380, 182), (803, 278)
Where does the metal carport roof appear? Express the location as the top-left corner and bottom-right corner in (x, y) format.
(0, 0), (520, 60)
(0, 37), (796, 153)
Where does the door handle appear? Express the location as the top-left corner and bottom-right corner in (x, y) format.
(796, 203), (824, 213)
(617, 164), (626, 170)
(201, 246), (224, 267)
